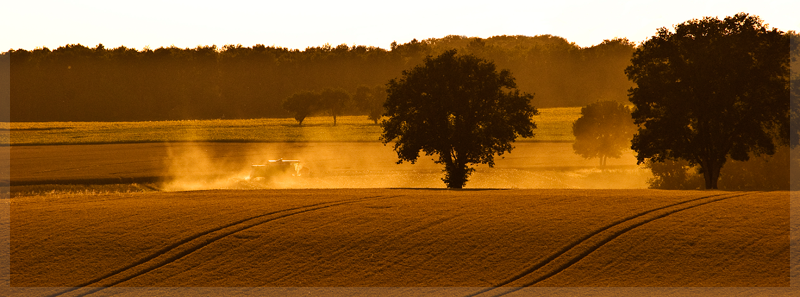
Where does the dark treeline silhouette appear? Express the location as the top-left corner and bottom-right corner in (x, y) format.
(1, 52), (9, 122)
(7, 35), (635, 121)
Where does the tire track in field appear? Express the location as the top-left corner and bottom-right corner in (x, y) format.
(47, 194), (397, 297)
(465, 192), (753, 297)
(369, 214), (463, 275)
(266, 211), (461, 284)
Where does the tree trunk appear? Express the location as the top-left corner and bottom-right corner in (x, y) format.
(444, 163), (465, 189)
(702, 160), (722, 189)
(443, 159), (471, 189)
(710, 165), (720, 189)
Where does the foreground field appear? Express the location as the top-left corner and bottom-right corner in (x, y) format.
(9, 189), (790, 296)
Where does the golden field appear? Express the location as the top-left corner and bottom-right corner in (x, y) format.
(3, 107), (797, 296)
(7, 189), (791, 297)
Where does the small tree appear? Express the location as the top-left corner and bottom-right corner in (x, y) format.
(381, 50), (537, 189)
(572, 101), (637, 166)
(282, 90), (320, 126)
(353, 85), (386, 124)
(320, 88), (350, 126)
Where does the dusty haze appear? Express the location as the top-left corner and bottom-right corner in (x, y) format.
(161, 142), (650, 191)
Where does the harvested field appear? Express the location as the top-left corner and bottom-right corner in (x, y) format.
(5, 139), (795, 296)
(9, 189), (790, 296)
(9, 142), (649, 193)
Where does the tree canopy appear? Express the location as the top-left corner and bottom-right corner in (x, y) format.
(282, 90), (321, 126)
(381, 50), (537, 189)
(319, 88), (351, 126)
(572, 101), (637, 166)
(626, 13), (790, 189)
(353, 85), (387, 124)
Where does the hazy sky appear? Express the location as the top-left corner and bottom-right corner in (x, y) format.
(3, 0), (798, 52)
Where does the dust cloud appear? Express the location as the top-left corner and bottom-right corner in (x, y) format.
(160, 142), (651, 191)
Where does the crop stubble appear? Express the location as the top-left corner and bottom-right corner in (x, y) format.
(10, 189), (788, 294)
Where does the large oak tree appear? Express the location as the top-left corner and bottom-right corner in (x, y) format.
(381, 50), (537, 188)
(626, 13), (790, 189)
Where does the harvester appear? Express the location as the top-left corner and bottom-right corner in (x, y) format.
(248, 159), (310, 180)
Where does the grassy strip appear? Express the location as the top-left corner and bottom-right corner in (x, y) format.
(9, 183), (157, 198)
(6, 107), (581, 145)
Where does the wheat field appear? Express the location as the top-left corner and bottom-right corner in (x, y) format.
(8, 189), (790, 297)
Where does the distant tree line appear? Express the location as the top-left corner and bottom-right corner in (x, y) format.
(0, 53), (8, 122)
(6, 35), (635, 121)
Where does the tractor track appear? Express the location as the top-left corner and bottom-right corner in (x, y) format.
(46, 194), (397, 297)
(466, 192), (754, 297)
(267, 213), (462, 284)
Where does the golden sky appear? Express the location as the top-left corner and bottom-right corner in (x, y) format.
(3, 0), (798, 51)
